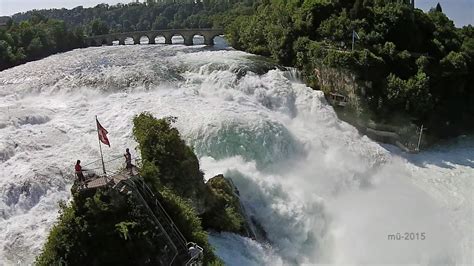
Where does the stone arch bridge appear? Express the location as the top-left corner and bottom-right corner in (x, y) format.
(85, 28), (224, 46)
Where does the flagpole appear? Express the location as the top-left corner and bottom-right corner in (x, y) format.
(416, 124), (424, 152)
(96, 115), (107, 175)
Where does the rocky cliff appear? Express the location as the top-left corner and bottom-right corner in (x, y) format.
(314, 65), (424, 151)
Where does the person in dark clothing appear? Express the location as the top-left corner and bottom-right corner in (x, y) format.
(75, 160), (85, 184)
(124, 148), (133, 174)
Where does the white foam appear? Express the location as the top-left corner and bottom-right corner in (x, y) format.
(0, 43), (472, 265)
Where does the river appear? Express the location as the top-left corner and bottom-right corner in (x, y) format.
(0, 38), (472, 265)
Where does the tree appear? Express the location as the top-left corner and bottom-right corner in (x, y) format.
(0, 16), (83, 71)
(89, 18), (109, 36)
(27, 37), (44, 58)
(152, 16), (168, 30)
(132, 113), (204, 199)
(0, 40), (14, 66)
(350, 0), (364, 18)
(386, 71), (433, 116)
(440, 51), (468, 76)
(318, 10), (352, 42)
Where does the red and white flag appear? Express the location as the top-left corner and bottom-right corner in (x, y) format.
(96, 118), (110, 147)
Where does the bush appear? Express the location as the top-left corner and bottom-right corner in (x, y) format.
(201, 175), (245, 234)
(133, 113), (206, 200)
(36, 189), (168, 265)
(159, 188), (218, 264)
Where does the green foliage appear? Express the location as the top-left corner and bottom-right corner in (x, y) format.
(428, 10), (461, 55)
(35, 201), (77, 265)
(415, 55), (429, 72)
(115, 221), (138, 240)
(88, 18), (109, 36)
(132, 113), (246, 235)
(440, 51), (468, 75)
(132, 113), (206, 200)
(158, 188), (218, 264)
(263, 10), (295, 63)
(202, 175), (245, 233)
(36, 190), (169, 265)
(12, 0), (259, 36)
(386, 70), (433, 117)
(208, 260), (226, 266)
(0, 16), (84, 70)
(132, 112), (252, 259)
(139, 159), (162, 189)
(318, 9), (352, 41)
(152, 16), (169, 30)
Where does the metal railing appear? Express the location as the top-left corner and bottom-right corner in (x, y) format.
(110, 174), (203, 265)
(120, 178), (180, 266)
(73, 155), (204, 265)
(82, 155), (126, 173)
(184, 242), (203, 266)
(75, 155), (140, 182)
(134, 177), (188, 249)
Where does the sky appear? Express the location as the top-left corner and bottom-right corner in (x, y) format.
(417, 0), (473, 26)
(0, 0), (472, 26)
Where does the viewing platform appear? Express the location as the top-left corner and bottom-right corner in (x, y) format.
(73, 163), (204, 265)
(79, 167), (138, 190)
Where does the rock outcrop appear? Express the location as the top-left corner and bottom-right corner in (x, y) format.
(314, 65), (424, 151)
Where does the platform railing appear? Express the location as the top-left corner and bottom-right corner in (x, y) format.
(74, 158), (204, 265)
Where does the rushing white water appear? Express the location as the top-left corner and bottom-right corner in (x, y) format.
(0, 40), (472, 265)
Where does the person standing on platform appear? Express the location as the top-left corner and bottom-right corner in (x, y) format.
(124, 148), (133, 175)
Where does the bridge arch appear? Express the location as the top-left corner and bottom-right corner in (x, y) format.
(192, 34), (205, 45)
(139, 36), (150, 45)
(109, 36), (120, 45)
(189, 31), (219, 46)
(203, 33), (220, 46)
(170, 33), (185, 45)
(123, 37), (135, 45)
(153, 35), (166, 44)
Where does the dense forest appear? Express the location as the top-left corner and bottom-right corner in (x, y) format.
(4, 0), (474, 138)
(0, 15), (84, 70)
(12, 1), (257, 34)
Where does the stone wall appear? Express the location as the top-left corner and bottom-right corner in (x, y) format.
(314, 65), (420, 152)
(314, 65), (370, 115)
